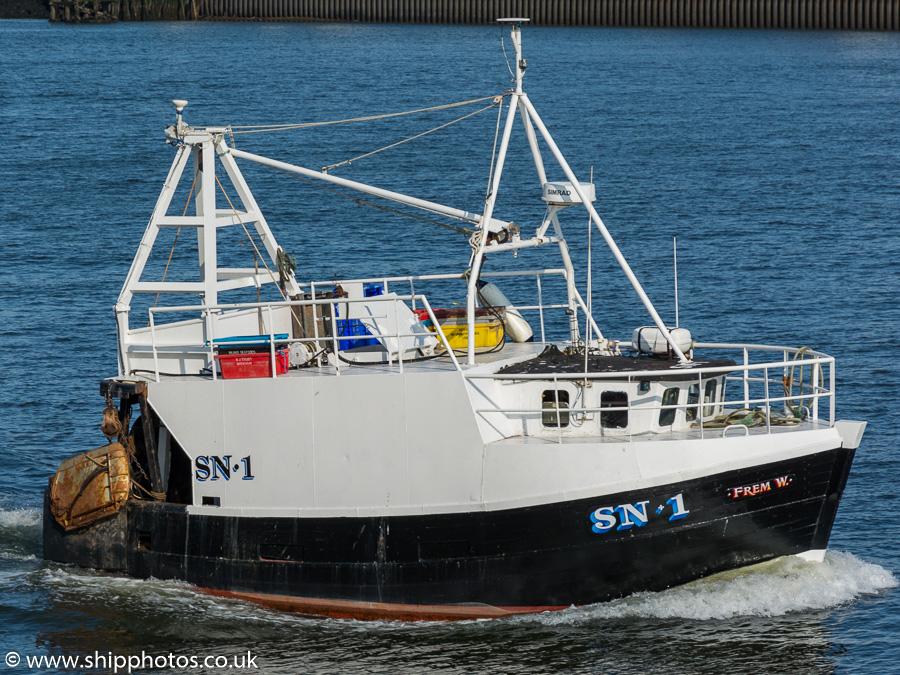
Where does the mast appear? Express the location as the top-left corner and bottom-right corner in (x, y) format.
(464, 18), (528, 366)
(464, 19), (691, 366)
(519, 98), (691, 365)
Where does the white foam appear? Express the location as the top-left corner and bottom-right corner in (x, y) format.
(0, 507), (42, 529)
(33, 549), (897, 629)
(0, 551), (38, 562)
(518, 550), (897, 625)
(36, 566), (321, 627)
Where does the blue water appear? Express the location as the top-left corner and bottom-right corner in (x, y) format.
(2, 18), (900, 674)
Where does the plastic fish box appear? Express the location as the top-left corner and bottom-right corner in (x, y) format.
(213, 333), (288, 352)
(435, 320), (504, 350)
(412, 307), (505, 350)
(335, 318), (378, 350)
(215, 348), (289, 379)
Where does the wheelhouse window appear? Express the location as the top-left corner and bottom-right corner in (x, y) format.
(686, 384), (700, 421)
(542, 390), (569, 427)
(659, 387), (680, 427)
(600, 391), (628, 429)
(704, 379), (718, 417)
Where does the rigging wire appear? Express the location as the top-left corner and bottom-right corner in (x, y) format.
(228, 95), (509, 237)
(322, 102), (500, 173)
(215, 176), (312, 339)
(500, 26), (516, 83)
(215, 176), (287, 298)
(229, 96), (499, 135)
(484, 97), (505, 202)
(147, 168), (197, 326)
(469, 94), (507, 263)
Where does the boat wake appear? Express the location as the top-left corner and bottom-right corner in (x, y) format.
(520, 550), (897, 624)
(33, 550), (898, 629)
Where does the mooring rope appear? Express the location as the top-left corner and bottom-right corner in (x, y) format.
(783, 346), (824, 417)
(696, 408), (802, 429)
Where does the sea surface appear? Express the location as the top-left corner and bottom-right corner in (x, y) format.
(1, 18), (900, 674)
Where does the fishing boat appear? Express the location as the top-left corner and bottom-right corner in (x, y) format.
(43, 19), (864, 621)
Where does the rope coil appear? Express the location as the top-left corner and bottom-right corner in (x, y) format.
(783, 346), (824, 417)
(695, 408), (802, 429)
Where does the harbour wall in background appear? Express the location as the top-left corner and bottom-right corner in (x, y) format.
(48, 0), (900, 29)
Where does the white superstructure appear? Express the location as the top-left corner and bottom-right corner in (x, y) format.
(108, 20), (863, 524)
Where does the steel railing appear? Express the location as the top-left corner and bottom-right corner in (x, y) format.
(302, 269), (571, 343)
(129, 267), (578, 379)
(145, 294), (461, 382)
(134, 274), (836, 446)
(464, 343), (835, 441)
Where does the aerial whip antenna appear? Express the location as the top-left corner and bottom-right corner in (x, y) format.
(673, 236), (679, 328)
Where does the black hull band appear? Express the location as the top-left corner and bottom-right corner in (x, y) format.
(43, 446), (855, 619)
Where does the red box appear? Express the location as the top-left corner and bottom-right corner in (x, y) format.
(215, 348), (289, 379)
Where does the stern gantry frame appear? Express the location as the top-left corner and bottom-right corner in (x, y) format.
(114, 119), (300, 376)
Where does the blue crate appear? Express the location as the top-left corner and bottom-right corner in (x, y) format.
(336, 319), (378, 350)
(364, 283), (384, 297)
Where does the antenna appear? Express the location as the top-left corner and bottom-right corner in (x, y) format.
(673, 236), (679, 328)
(585, 166), (593, 374)
(172, 99), (189, 137)
(172, 99), (188, 121)
(497, 18), (529, 94)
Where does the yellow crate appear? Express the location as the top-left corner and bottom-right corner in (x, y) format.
(426, 319), (504, 350)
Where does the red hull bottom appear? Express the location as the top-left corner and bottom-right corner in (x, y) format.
(198, 587), (567, 621)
